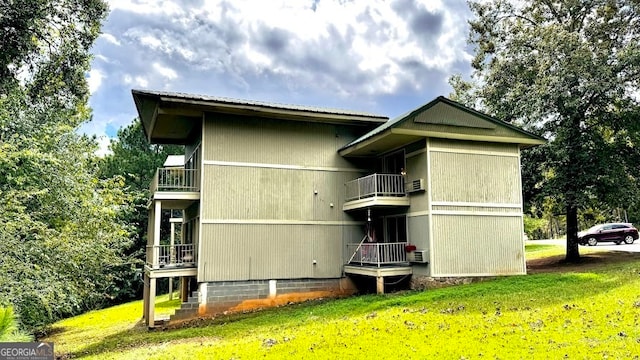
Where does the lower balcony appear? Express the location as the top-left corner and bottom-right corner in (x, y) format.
(145, 244), (197, 278)
(344, 242), (412, 294)
(346, 242), (409, 267)
(343, 173), (410, 211)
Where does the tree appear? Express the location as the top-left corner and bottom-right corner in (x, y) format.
(100, 120), (183, 194)
(99, 120), (183, 300)
(0, 0), (107, 99)
(0, 0), (133, 330)
(459, 0), (640, 261)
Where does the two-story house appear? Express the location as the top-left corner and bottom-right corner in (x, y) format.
(132, 90), (545, 327)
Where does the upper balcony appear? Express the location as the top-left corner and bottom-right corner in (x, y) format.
(150, 167), (200, 193)
(343, 173), (410, 211)
(150, 167), (200, 206)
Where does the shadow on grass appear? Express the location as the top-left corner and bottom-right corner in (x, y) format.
(527, 250), (640, 273)
(67, 253), (640, 358)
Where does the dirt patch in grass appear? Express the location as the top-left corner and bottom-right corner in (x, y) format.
(527, 250), (640, 274)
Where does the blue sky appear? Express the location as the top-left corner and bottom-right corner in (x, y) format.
(82, 0), (474, 154)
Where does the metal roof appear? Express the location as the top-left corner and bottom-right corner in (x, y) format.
(132, 89), (388, 120)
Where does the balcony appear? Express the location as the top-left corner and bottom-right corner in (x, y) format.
(344, 242), (412, 294)
(343, 173), (410, 211)
(346, 242), (408, 266)
(149, 168), (200, 207)
(150, 168), (199, 193)
(145, 244), (197, 277)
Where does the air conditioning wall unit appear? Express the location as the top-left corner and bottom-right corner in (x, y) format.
(406, 178), (425, 193)
(407, 249), (429, 263)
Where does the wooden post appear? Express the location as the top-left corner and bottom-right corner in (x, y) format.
(142, 273), (149, 323)
(169, 220), (175, 300)
(180, 277), (189, 302)
(154, 201), (162, 248)
(376, 276), (384, 294)
(148, 277), (156, 328)
(168, 217), (182, 300)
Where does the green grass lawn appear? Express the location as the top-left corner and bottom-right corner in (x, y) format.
(44, 245), (640, 359)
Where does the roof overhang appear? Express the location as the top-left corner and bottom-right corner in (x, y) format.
(339, 128), (547, 157)
(132, 90), (388, 144)
(338, 129), (423, 157)
(339, 96), (547, 157)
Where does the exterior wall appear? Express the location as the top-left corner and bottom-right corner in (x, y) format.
(196, 278), (356, 315)
(429, 148), (520, 204)
(427, 138), (525, 276)
(405, 142), (429, 213)
(198, 224), (362, 280)
(430, 215), (523, 276)
(198, 113), (369, 282)
(404, 140), (431, 276)
(201, 114), (361, 168)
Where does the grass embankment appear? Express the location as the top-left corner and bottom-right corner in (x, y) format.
(46, 244), (640, 359)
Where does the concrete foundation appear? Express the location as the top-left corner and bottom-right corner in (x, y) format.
(168, 277), (356, 325)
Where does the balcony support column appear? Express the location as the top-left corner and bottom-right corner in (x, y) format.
(147, 276), (156, 328)
(169, 219), (175, 299)
(154, 200), (162, 248)
(142, 273), (149, 323)
(376, 276), (385, 294)
(180, 277), (189, 302)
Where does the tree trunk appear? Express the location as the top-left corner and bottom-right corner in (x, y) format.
(565, 205), (580, 262)
(565, 113), (582, 262)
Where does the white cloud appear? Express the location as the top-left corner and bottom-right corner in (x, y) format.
(106, 0), (184, 16)
(100, 33), (121, 46)
(138, 35), (163, 49)
(87, 69), (104, 94)
(94, 54), (110, 63)
(95, 136), (113, 157)
(86, 0), (474, 142)
(152, 63), (178, 80)
(123, 74), (149, 88)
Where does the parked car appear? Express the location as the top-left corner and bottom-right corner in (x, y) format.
(578, 223), (639, 246)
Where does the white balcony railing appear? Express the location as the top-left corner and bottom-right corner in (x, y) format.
(345, 173), (406, 201)
(146, 244), (196, 269)
(346, 242), (408, 266)
(150, 168), (199, 193)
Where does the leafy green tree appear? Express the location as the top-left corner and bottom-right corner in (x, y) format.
(458, 0), (640, 261)
(101, 119), (183, 193)
(99, 120), (183, 299)
(0, 0), (133, 330)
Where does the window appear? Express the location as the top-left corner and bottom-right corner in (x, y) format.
(385, 215), (407, 243)
(382, 150), (406, 174)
